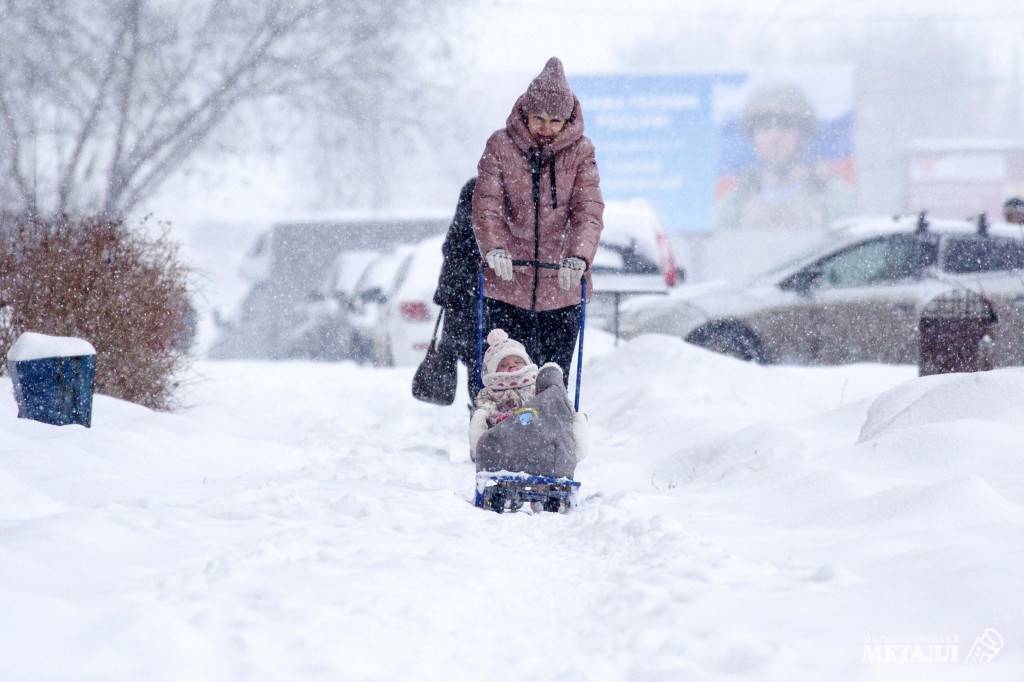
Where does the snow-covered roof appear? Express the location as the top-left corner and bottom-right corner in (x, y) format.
(831, 214), (1024, 240)
(602, 199), (663, 240)
(601, 199), (668, 263)
(7, 332), (96, 362)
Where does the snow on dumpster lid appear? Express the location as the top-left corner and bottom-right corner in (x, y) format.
(7, 332), (96, 362)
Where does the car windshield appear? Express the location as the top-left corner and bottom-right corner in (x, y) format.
(749, 236), (846, 282)
(358, 250), (406, 293)
(329, 250), (380, 296)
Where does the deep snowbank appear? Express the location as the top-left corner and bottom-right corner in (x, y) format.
(1, 336), (1021, 681)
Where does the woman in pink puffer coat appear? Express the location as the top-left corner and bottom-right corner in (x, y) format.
(472, 56), (604, 385)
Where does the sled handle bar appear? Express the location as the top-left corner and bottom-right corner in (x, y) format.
(575, 278), (586, 413)
(480, 259), (585, 271)
(510, 259), (560, 270)
(476, 270), (485, 393)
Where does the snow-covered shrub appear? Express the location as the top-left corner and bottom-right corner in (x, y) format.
(0, 215), (193, 410)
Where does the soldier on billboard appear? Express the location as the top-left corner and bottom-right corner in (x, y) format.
(714, 83), (856, 231)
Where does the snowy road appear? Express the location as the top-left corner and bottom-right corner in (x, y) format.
(2, 335), (1022, 681)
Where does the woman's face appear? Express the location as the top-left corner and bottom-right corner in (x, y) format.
(527, 113), (566, 144)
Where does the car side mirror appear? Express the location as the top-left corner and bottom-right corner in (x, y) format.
(361, 287), (387, 304)
(781, 268), (822, 293)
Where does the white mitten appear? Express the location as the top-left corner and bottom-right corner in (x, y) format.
(573, 411), (589, 458)
(572, 411), (590, 461)
(558, 257), (586, 290)
(468, 408), (489, 459)
(485, 248), (514, 281)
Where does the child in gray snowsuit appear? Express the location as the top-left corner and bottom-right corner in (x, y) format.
(469, 328), (588, 477)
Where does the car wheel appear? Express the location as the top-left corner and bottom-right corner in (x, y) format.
(687, 324), (766, 363)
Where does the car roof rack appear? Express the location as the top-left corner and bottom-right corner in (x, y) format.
(916, 211), (929, 234)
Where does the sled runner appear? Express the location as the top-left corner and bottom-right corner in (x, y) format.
(474, 472), (581, 513)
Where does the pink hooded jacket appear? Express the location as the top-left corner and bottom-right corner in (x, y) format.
(472, 58), (605, 311)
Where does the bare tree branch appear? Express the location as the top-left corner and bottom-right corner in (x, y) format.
(127, 0), (228, 160)
(119, 90), (251, 213)
(57, 4), (136, 214)
(108, 2), (319, 209)
(102, 0), (144, 215)
(0, 0), (455, 217)
(0, 78), (33, 210)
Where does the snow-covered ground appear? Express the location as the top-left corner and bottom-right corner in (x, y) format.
(2, 334), (1021, 681)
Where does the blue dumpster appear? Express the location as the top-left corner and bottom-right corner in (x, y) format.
(7, 332), (96, 427)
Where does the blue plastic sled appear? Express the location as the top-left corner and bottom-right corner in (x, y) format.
(474, 472), (581, 514)
(472, 264), (588, 515)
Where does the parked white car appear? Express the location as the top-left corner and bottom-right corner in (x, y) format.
(209, 214), (449, 360)
(594, 199), (682, 293)
(616, 214), (1024, 366)
(284, 249), (380, 359)
(385, 235), (445, 367)
(348, 246), (415, 366)
(589, 200), (683, 336)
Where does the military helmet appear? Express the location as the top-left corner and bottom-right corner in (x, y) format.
(741, 83), (817, 137)
(1004, 196), (1024, 223)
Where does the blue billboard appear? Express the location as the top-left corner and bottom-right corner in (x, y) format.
(572, 69), (856, 233)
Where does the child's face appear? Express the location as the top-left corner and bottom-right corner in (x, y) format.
(496, 355), (527, 373)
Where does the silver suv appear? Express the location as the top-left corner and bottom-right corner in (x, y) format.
(616, 214), (1024, 366)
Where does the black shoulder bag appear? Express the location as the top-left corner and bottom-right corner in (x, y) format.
(411, 309), (458, 406)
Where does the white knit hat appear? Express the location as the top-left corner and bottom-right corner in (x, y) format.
(483, 328), (532, 377)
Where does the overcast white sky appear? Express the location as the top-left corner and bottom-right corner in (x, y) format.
(145, 0), (1024, 226)
(457, 0), (1024, 72)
